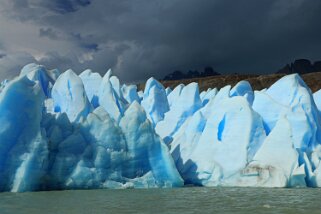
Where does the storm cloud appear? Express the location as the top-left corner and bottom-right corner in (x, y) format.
(0, 0), (321, 82)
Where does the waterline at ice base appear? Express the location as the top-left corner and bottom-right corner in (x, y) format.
(2, 63), (321, 192)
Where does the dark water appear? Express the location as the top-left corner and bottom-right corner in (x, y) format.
(1, 187), (321, 214)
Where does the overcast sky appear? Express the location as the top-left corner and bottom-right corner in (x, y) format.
(0, 0), (321, 82)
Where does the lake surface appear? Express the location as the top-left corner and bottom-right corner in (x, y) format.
(1, 187), (321, 214)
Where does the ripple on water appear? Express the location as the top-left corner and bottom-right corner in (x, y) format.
(1, 187), (321, 214)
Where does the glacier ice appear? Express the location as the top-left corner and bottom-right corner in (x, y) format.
(230, 80), (254, 105)
(224, 117), (301, 187)
(98, 71), (127, 123)
(165, 87), (172, 96)
(155, 82), (202, 143)
(0, 79), (9, 93)
(313, 89), (321, 114)
(51, 69), (92, 122)
(20, 63), (59, 97)
(252, 74), (321, 149)
(200, 88), (218, 106)
(0, 66), (185, 192)
(79, 69), (102, 108)
(119, 102), (183, 187)
(2, 63), (321, 192)
(121, 84), (140, 104)
(0, 76), (47, 192)
(167, 84), (184, 108)
(141, 77), (169, 126)
(170, 95), (266, 186)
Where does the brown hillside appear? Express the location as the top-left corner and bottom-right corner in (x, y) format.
(138, 72), (321, 93)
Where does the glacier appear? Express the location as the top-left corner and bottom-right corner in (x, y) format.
(2, 63), (321, 192)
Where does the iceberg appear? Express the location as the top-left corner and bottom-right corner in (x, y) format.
(79, 69), (102, 108)
(98, 71), (127, 123)
(200, 88), (217, 106)
(20, 63), (59, 97)
(2, 63), (321, 192)
(0, 76), (47, 192)
(165, 87), (172, 96)
(121, 84), (140, 104)
(141, 78), (169, 126)
(51, 69), (92, 122)
(252, 74), (321, 150)
(0, 65), (182, 192)
(224, 117), (301, 187)
(119, 102), (183, 187)
(170, 95), (266, 186)
(167, 84), (184, 108)
(230, 80), (254, 105)
(155, 82), (202, 142)
(313, 89), (321, 114)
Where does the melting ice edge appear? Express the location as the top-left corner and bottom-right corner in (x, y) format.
(1, 63), (321, 192)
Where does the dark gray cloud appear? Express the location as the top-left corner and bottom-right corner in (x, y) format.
(1, 0), (321, 82)
(0, 52), (37, 80)
(70, 33), (99, 52)
(38, 52), (74, 71)
(39, 28), (60, 40)
(8, 0), (91, 17)
(40, 0), (91, 14)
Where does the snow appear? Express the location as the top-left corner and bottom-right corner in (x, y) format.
(3, 63), (321, 192)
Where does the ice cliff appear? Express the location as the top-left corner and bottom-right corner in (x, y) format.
(1, 63), (321, 192)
